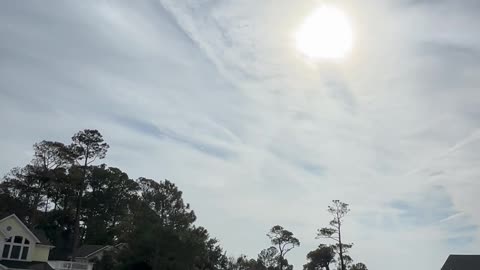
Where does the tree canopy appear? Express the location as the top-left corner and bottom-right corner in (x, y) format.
(317, 200), (352, 270)
(267, 225), (300, 270)
(0, 129), (368, 270)
(304, 245), (335, 270)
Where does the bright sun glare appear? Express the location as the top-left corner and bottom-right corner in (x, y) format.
(295, 5), (353, 60)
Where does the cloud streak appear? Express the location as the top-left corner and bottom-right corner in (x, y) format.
(1, 1), (480, 270)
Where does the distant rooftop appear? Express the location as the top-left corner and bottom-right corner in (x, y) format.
(441, 255), (480, 270)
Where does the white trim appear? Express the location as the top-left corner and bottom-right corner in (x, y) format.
(2, 236), (32, 261)
(0, 214), (40, 244)
(35, 244), (55, 249)
(76, 246), (111, 259)
(0, 263), (7, 270)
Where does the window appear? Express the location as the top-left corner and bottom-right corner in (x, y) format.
(14, 236), (23, 243)
(2, 245), (10, 258)
(21, 247), (29, 260)
(2, 236), (30, 260)
(10, 246), (20, 259)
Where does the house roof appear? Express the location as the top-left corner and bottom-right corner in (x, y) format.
(0, 214), (52, 246)
(0, 213), (11, 220)
(73, 245), (110, 258)
(32, 229), (52, 246)
(0, 214), (41, 244)
(441, 255), (480, 270)
(0, 260), (54, 270)
(48, 247), (72, 261)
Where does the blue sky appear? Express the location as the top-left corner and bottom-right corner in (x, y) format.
(1, 1), (480, 269)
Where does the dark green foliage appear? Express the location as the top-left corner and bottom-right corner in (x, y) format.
(137, 178), (196, 229)
(0, 193), (28, 220)
(70, 129), (110, 251)
(227, 255), (264, 270)
(70, 129), (110, 164)
(1, 129), (228, 270)
(316, 200), (351, 270)
(313, 201), (367, 270)
(83, 165), (139, 245)
(267, 226), (299, 270)
(257, 247), (279, 270)
(1, 129), (369, 270)
(118, 190), (227, 270)
(349, 263), (368, 270)
(304, 245), (335, 270)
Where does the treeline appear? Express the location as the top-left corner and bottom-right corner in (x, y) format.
(0, 129), (367, 270)
(230, 201), (367, 270)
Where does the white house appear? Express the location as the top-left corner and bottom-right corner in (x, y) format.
(1, 213), (120, 270)
(0, 214), (54, 270)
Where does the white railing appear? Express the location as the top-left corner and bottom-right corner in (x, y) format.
(49, 261), (90, 270)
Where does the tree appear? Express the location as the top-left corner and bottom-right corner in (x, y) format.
(83, 165), (139, 244)
(199, 237), (229, 270)
(31, 141), (73, 220)
(32, 140), (73, 170)
(117, 178), (227, 270)
(138, 178), (196, 229)
(304, 244), (335, 270)
(2, 165), (46, 219)
(1, 129), (233, 270)
(339, 254), (353, 270)
(227, 255), (263, 270)
(349, 263), (368, 270)
(0, 193), (28, 220)
(119, 210), (224, 270)
(257, 247), (279, 270)
(316, 200), (351, 270)
(70, 129), (109, 250)
(1, 140), (77, 252)
(267, 225), (300, 270)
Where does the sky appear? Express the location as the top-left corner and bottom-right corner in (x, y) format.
(1, 1), (480, 269)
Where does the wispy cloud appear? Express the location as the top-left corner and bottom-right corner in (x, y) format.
(1, 1), (480, 270)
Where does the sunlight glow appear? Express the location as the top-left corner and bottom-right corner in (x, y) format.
(295, 5), (353, 60)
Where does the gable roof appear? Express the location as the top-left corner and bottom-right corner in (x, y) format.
(0, 260), (54, 270)
(0, 214), (52, 246)
(0, 214), (41, 243)
(32, 229), (52, 246)
(0, 213), (11, 221)
(442, 255), (480, 270)
(73, 245), (110, 258)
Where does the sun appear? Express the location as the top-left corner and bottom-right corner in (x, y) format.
(295, 5), (353, 60)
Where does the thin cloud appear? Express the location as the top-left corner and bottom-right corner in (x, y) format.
(1, 1), (480, 270)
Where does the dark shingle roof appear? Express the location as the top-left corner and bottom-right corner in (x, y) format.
(74, 245), (109, 258)
(48, 246), (72, 261)
(32, 229), (52, 246)
(442, 255), (480, 270)
(0, 260), (54, 270)
(0, 212), (11, 220)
